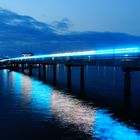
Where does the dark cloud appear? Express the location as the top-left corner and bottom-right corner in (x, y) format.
(0, 8), (140, 57)
(51, 18), (74, 33)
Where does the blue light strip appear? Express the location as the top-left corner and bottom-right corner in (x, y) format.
(0, 47), (139, 62)
(114, 47), (139, 54)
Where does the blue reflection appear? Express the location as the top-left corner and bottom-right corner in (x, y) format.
(30, 80), (53, 117)
(93, 110), (140, 140)
(9, 71), (53, 118)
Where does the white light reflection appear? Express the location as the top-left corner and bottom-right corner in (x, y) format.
(2, 69), (9, 88)
(50, 90), (140, 139)
(21, 75), (32, 103)
(51, 91), (95, 135)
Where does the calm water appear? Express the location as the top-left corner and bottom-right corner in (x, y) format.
(0, 69), (140, 140)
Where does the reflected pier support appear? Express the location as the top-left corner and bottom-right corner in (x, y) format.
(122, 66), (140, 108)
(80, 65), (85, 93)
(67, 65), (72, 89)
(124, 70), (131, 107)
(53, 64), (57, 85)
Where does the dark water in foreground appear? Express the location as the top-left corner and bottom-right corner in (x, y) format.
(0, 69), (140, 140)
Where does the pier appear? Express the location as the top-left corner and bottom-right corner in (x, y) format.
(0, 47), (140, 106)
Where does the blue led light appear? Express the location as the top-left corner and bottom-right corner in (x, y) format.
(0, 46), (139, 62)
(95, 49), (114, 55)
(114, 47), (139, 54)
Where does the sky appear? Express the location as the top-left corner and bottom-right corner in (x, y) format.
(0, 0), (140, 36)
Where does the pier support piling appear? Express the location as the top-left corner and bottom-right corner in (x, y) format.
(43, 64), (46, 80)
(9, 64), (13, 71)
(15, 64), (19, 71)
(29, 64), (32, 76)
(21, 64), (24, 73)
(38, 64), (41, 79)
(53, 64), (57, 85)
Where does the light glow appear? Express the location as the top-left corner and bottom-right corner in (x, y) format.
(0, 46), (139, 62)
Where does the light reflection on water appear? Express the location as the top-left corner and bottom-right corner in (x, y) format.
(1, 70), (140, 139)
(50, 91), (95, 134)
(94, 110), (140, 140)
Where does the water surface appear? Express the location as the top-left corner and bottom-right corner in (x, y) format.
(0, 70), (140, 140)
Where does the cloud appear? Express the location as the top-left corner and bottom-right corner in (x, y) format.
(51, 18), (73, 33)
(0, 8), (54, 34)
(0, 8), (140, 56)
